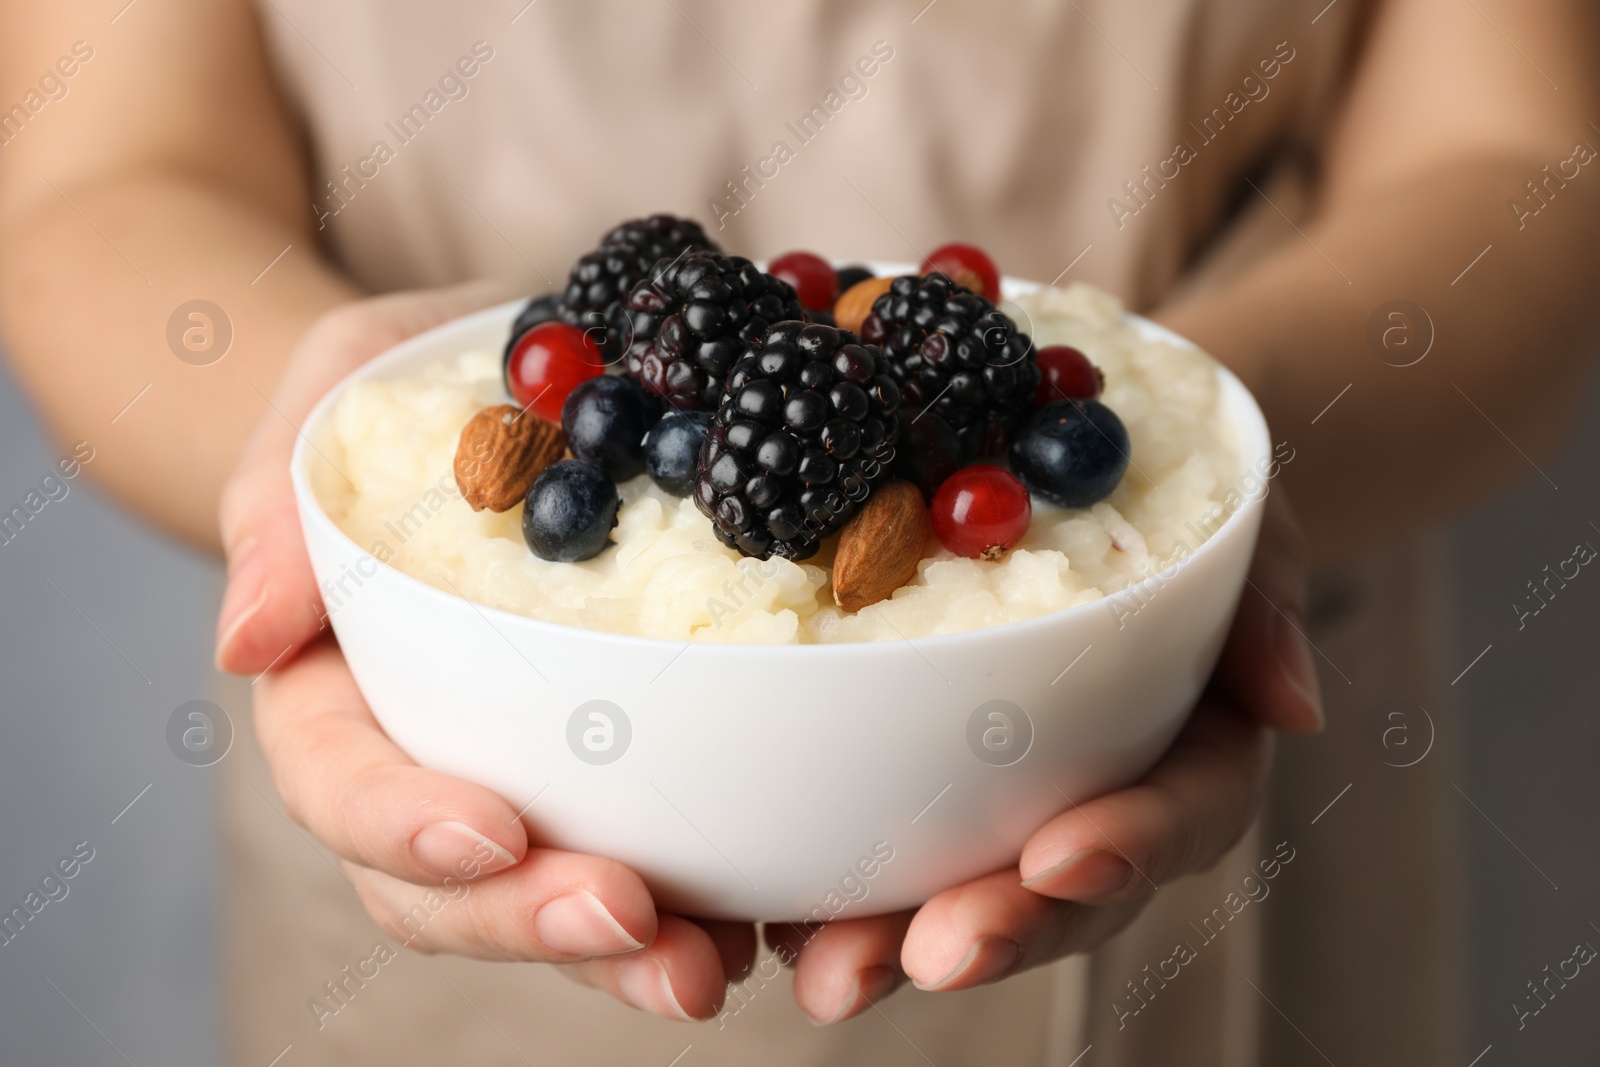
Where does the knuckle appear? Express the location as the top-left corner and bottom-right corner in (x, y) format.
(505, 901), (546, 956)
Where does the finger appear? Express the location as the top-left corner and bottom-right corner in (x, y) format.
(1017, 700), (1270, 902)
(350, 851), (658, 966)
(900, 869), (1147, 992)
(1214, 485), (1323, 733)
(255, 638), (529, 884)
(566, 914), (736, 1021)
(783, 911), (913, 1024)
(213, 403), (318, 674)
(216, 279), (520, 675)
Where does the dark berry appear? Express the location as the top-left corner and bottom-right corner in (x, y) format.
(561, 375), (665, 482)
(522, 460), (619, 562)
(506, 322), (606, 422)
(694, 322), (900, 560)
(892, 410), (962, 500)
(769, 251), (838, 312)
(930, 466), (1031, 560)
(643, 409), (715, 496)
(560, 215), (719, 362)
(835, 265), (875, 293)
(1010, 400), (1130, 509)
(502, 218), (717, 371)
(861, 273), (1039, 460)
(921, 242), (1001, 302)
(623, 252), (805, 411)
(1035, 345), (1104, 405)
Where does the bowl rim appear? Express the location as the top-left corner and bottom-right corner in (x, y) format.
(291, 270), (1272, 655)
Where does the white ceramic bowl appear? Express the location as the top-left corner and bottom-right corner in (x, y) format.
(292, 273), (1270, 922)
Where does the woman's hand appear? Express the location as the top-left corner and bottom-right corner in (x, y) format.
(256, 637), (752, 1019)
(217, 286), (754, 1021)
(217, 285), (1318, 1024)
(772, 491), (1320, 1024)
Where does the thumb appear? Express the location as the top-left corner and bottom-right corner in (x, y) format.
(215, 279), (521, 675)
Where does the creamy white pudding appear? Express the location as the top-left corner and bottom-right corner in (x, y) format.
(314, 284), (1246, 644)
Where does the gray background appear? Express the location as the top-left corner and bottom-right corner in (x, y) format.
(1, 351), (1596, 1064)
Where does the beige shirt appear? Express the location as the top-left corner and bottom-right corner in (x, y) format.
(260, 0), (1361, 308)
(227, 2), (1465, 1064)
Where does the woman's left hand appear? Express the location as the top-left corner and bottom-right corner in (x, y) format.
(771, 488), (1321, 1024)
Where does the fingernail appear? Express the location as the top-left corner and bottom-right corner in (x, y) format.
(214, 545), (269, 671)
(411, 821), (516, 880)
(615, 957), (696, 1021)
(1021, 848), (1135, 900)
(810, 964), (900, 1025)
(533, 889), (644, 958)
(911, 936), (1020, 992)
(1275, 611), (1325, 731)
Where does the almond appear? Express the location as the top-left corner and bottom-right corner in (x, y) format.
(833, 276), (895, 334)
(833, 480), (928, 613)
(454, 404), (565, 512)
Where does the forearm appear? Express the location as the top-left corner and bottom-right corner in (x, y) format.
(1157, 153), (1600, 561)
(0, 172), (361, 550)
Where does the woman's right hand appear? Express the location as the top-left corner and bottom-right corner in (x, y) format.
(216, 287), (752, 1021)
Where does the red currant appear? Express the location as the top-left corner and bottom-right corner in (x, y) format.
(1034, 345), (1104, 405)
(930, 465), (1032, 560)
(506, 322), (605, 422)
(921, 242), (1001, 303)
(768, 251), (839, 312)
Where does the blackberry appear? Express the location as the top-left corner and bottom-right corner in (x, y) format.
(861, 274), (1039, 459)
(599, 213), (718, 263)
(893, 409), (962, 501)
(503, 216), (717, 368)
(693, 321), (900, 560)
(623, 252), (805, 411)
(560, 215), (719, 362)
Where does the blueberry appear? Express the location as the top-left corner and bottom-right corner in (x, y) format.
(643, 410), (714, 497)
(561, 375), (665, 482)
(522, 460), (619, 562)
(1009, 400), (1130, 508)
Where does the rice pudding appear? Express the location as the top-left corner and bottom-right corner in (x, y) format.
(312, 284), (1247, 644)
